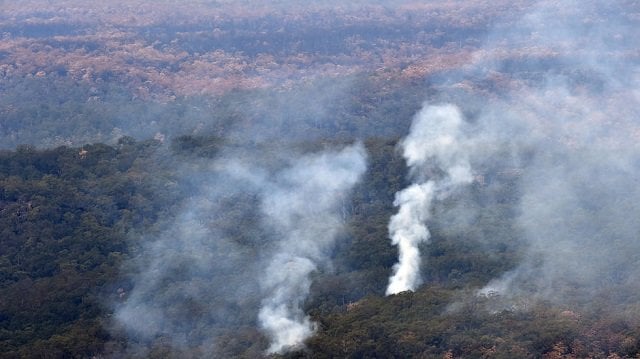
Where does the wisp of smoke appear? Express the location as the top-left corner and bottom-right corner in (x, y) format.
(386, 104), (473, 295)
(258, 143), (367, 353)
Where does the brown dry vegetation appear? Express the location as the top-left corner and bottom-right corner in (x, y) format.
(0, 0), (540, 99)
(3, 0), (637, 102)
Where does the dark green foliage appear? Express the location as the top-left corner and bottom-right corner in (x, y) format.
(170, 135), (225, 158)
(0, 140), (176, 358)
(298, 289), (640, 358)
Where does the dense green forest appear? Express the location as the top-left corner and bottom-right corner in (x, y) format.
(0, 139), (173, 357)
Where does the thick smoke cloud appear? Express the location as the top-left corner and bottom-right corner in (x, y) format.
(386, 104), (473, 295)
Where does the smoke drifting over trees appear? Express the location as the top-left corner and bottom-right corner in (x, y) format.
(453, 0), (640, 307)
(2, 0), (640, 357)
(258, 144), (366, 353)
(113, 143), (366, 356)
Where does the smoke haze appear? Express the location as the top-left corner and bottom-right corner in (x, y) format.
(440, 0), (640, 308)
(378, 0), (640, 312)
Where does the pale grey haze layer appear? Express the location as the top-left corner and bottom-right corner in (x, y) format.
(451, 0), (640, 306)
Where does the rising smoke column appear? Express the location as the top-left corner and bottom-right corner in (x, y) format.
(386, 104), (473, 295)
(258, 143), (367, 354)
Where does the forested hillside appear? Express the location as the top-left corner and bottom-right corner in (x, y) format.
(2, 136), (640, 358)
(2, 0), (640, 358)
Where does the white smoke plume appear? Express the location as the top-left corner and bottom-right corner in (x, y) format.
(258, 143), (367, 354)
(386, 104), (473, 295)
